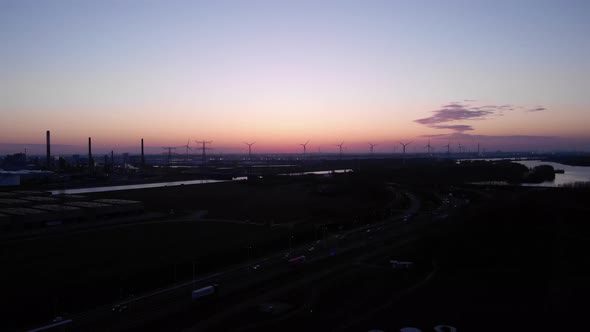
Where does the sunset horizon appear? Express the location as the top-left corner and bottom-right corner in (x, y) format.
(3, 2), (590, 331)
(2, 1), (589, 154)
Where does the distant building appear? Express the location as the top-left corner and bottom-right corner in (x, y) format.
(1, 153), (27, 170)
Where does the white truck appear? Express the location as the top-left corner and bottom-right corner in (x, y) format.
(191, 284), (218, 299)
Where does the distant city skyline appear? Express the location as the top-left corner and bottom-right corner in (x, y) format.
(2, 0), (589, 154)
(2, 134), (589, 156)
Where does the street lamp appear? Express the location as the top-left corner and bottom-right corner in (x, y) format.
(192, 261), (197, 290)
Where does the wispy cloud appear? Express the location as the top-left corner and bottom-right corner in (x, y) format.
(528, 106), (546, 112)
(430, 124), (474, 132)
(414, 102), (494, 126)
(420, 132), (555, 140)
(418, 132), (590, 152)
(415, 100), (547, 133)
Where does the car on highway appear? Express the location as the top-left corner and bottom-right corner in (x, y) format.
(287, 255), (306, 265)
(112, 304), (128, 313)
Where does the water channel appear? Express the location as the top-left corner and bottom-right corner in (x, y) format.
(465, 159), (590, 187)
(49, 169), (353, 194)
(516, 160), (590, 187)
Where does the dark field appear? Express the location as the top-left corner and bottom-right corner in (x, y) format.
(2, 221), (261, 327)
(1, 174), (398, 329)
(86, 174), (395, 224)
(345, 186), (590, 331)
(179, 185), (590, 332)
(3, 162), (590, 331)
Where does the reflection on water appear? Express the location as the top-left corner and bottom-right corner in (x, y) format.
(516, 160), (590, 187)
(465, 159), (590, 187)
(282, 169), (353, 176)
(50, 179), (230, 195)
(49, 169), (353, 195)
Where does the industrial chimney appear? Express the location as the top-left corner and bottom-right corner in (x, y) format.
(46, 130), (51, 167)
(88, 137), (93, 171)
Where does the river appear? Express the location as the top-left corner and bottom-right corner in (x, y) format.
(49, 169), (353, 194)
(515, 160), (590, 187)
(49, 179), (230, 195)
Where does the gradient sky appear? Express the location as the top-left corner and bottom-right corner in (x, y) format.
(1, 0), (589, 155)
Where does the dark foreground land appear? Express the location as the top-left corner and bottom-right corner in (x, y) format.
(2, 159), (590, 331)
(172, 185), (590, 332)
(343, 186), (590, 332)
(1, 172), (398, 330)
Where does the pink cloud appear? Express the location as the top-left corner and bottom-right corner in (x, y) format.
(416, 100), (547, 133)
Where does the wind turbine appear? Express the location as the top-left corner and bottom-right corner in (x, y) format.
(424, 140), (433, 156)
(443, 142), (451, 154)
(457, 142), (464, 153)
(399, 141), (412, 163)
(398, 141), (412, 155)
(181, 139), (192, 161)
(369, 143), (377, 154)
(243, 141), (255, 160)
(336, 142), (344, 159)
(299, 141), (309, 157)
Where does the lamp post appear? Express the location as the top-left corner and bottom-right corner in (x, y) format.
(192, 261), (197, 290)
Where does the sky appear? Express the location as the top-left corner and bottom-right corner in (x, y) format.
(1, 0), (589, 155)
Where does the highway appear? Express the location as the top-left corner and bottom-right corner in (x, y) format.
(23, 188), (468, 332)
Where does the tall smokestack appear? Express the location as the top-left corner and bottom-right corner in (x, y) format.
(46, 130), (51, 167)
(141, 138), (145, 167)
(88, 137), (93, 171)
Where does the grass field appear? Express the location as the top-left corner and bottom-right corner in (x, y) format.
(346, 187), (590, 332)
(1, 220), (281, 328)
(86, 175), (396, 224)
(2, 174), (400, 329)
